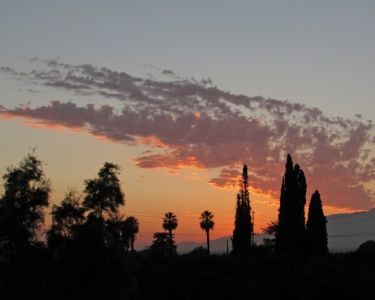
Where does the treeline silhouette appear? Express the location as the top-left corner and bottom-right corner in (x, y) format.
(0, 152), (374, 299)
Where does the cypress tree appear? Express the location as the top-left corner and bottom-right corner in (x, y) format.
(232, 164), (253, 256)
(306, 190), (328, 254)
(276, 154), (307, 253)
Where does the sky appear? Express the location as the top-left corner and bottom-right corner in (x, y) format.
(0, 0), (375, 248)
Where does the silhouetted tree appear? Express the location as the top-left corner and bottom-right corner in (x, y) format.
(150, 232), (176, 256)
(162, 212), (178, 253)
(73, 162), (126, 254)
(232, 164), (253, 256)
(105, 212), (127, 251)
(306, 190), (328, 254)
(200, 210), (215, 254)
(357, 240), (375, 257)
(0, 152), (50, 247)
(47, 190), (85, 248)
(82, 162), (124, 220)
(263, 221), (279, 236)
(122, 216), (139, 253)
(276, 154), (307, 254)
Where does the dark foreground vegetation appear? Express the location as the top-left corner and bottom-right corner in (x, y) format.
(1, 152), (375, 299)
(1, 249), (375, 300)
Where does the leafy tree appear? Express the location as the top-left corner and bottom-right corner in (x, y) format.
(122, 216), (139, 253)
(276, 154), (307, 254)
(71, 162), (126, 255)
(105, 214), (140, 254)
(162, 212), (178, 253)
(105, 212), (126, 251)
(262, 221), (279, 251)
(200, 210), (215, 254)
(232, 164), (253, 256)
(263, 221), (279, 236)
(306, 190), (328, 254)
(0, 152), (50, 247)
(47, 190), (85, 248)
(82, 162), (124, 220)
(150, 232), (176, 256)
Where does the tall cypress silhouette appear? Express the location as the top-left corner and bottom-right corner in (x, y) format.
(232, 164), (253, 256)
(276, 154), (307, 253)
(306, 190), (328, 254)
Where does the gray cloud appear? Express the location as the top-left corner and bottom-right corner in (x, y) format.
(1, 59), (374, 210)
(209, 168), (242, 189)
(161, 69), (175, 76)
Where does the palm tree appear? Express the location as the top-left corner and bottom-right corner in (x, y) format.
(123, 216), (139, 254)
(200, 210), (215, 254)
(162, 212), (178, 253)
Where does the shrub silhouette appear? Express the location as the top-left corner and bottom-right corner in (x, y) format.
(150, 232), (176, 256)
(187, 246), (209, 256)
(357, 240), (375, 257)
(262, 221), (279, 252)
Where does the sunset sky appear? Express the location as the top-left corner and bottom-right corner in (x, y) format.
(1, 1), (375, 248)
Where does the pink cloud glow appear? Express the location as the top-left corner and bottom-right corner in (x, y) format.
(1, 59), (374, 210)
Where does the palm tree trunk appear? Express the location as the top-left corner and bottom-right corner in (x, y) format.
(169, 230), (173, 254)
(206, 229), (210, 255)
(131, 237), (134, 254)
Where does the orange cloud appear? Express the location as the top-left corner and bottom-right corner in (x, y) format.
(1, 60), (375, 210)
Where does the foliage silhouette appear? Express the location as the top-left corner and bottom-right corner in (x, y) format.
(187, 246), (209, 256)
(262, 221), (279, 252)
(263, 221), (279, 236)
(0, 152), (50, 248)
(79, 162), (126, 252)
(357, 240), (375, 257)
(122, 216), (139, 253)
(306, 190), (328, 254)
(47, 189), (85, 249)
(2, 152), (375, 299)
(105, 212), (129, 252)
(150, 232), (176, 256)
(276, 154), (307, 254)
(162, 212), (178, 254)
(82, 162), (124, 220)
(199, 210), (215, 254)
(232, 164), (253, 256)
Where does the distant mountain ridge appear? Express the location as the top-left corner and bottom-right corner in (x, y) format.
(177, 234), (269, 254)
(176, 209), (375, 253)
(327, 208), (375, 252)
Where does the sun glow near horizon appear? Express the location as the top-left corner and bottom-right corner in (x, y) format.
(0, 117), (363, 248)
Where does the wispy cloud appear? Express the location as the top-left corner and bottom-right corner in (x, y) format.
(1, 58), (374, 209)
